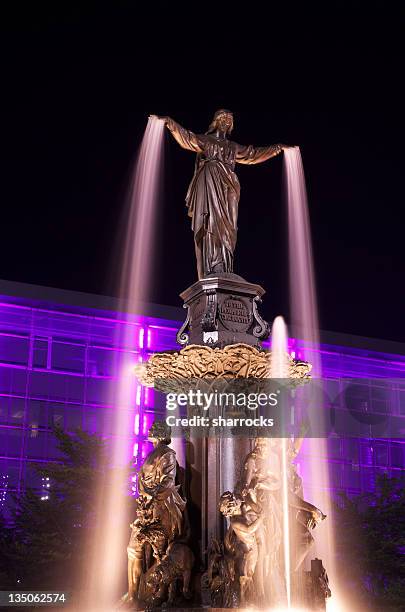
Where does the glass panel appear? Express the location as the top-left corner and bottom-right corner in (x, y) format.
(0, 397), (9, 424)
(4, 460), (21, 488)
(4, 428), (23, 458)
(360, 442), (373, 465)
(0, 335), (29, 365)
(29, 371), (51, 399)
(84, 407), (99, 434)
(65, 377), (84, 403)
(148, 325), (178, 351)
(344, 383), (370, 414)
(34, 312), (90, 341)
(370, 386), (390, 414)
(25, 430), (47, 459)
(28, 400), (48, 428)
(11, 370), (28, 395)
(46, 433), (66, 460)
(345, 438), (359, 462)
(8, 398), (26, 425)
(330, 463), (343, 488)
(88, 319), (116, 346)
(86, 378), (113, 406)
(48, 373), (69, 401)
(87, 347), (116, 377)
(0, 305), (32, 334)
(343, 463), (360, 489)
(32, 338), (48, 368)
(25, 462), (44, 489)
(0, 369), (12, 395)
(399, 390), (405, 415)
(52, 342), (85, 373)
(361, 466), (376, 492)
(65, 405), (83, 431)
(98, 408), (115, 435)
(48, 403), (64, 429)
(374, 443), (388, 466)
(390, 444), (403, 468)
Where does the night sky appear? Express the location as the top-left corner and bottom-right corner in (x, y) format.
(1, 5), (404, 343)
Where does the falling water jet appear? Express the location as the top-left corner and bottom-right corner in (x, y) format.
(284, 148), (320, 373)
(82, 117), (165, 611)
(283, 148), (340, 606)
(271, 316), (291, 609)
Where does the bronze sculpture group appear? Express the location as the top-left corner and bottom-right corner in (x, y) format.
(123, 111), (331, 610)
(123, 421), (193, 608)
(212, 435), (328, 608)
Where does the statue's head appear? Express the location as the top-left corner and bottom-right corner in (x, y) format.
(208, 109), (234, 135)
(147, 420), (171, 445)
(253, 437), (270, 458)
(219, 491), (242, 517)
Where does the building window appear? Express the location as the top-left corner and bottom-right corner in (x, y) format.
(0, 397), (9, 424)
(345, 438), (359, 462)
(0, 334), (29, 366)
(399, 389), (405, 416)
(390, 444), (403, 468)
(52, 342), (85, 374)
(28, 400), (48, 429)
(65, 405), (83, 431)
(32, 337), (49, 369)
(370, 385), (390, 414)
(8, 398), (26, 426)
(87, 347), (116, 378)
(4, 428), (23, 458)
(344, 463), (360, 490)
(47, 403), (64, 429)
(374, 443), (388, 467)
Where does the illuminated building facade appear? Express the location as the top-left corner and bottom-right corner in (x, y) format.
(0, 279), (404, 516)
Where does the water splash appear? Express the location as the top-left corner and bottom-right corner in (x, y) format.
(283, 148), (336, 599)
(83, 117), (165, 609)
(271, 316), (291, 609)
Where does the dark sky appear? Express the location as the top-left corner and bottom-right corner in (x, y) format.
(1, 4), (404, 343)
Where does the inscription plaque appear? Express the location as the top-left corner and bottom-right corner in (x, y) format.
(218, 296), (252, 332)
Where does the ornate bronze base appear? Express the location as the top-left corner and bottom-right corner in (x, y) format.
(134, 342), (311, 392)
(176, 273), (270, 348)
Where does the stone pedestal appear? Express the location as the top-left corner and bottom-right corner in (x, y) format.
(176, 272), (270, 348)
(175, 274), (270, 568)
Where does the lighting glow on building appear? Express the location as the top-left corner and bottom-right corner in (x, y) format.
(0, 281), (404, 516)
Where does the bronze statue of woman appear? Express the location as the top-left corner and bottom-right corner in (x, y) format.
(152, 110), (291, 279)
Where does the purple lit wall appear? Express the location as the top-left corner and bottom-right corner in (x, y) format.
(0, 286), (404, 514)
(0, 293), (179, 512)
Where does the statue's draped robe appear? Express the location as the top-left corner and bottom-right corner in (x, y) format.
(166, 119), (282, 279)
(234, 449), (283, 603)
(138, 443), (186, 542)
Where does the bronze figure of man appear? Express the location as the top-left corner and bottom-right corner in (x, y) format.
(153, 110), (291, 279)
(124, 421), (186, 605)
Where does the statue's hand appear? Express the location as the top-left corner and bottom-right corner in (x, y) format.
(149, 114), (168, 125)
(280, 144), (295, 150)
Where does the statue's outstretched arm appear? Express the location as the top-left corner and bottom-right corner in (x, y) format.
(236, 142), (284, 165)
(152, 115), (204, 153)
